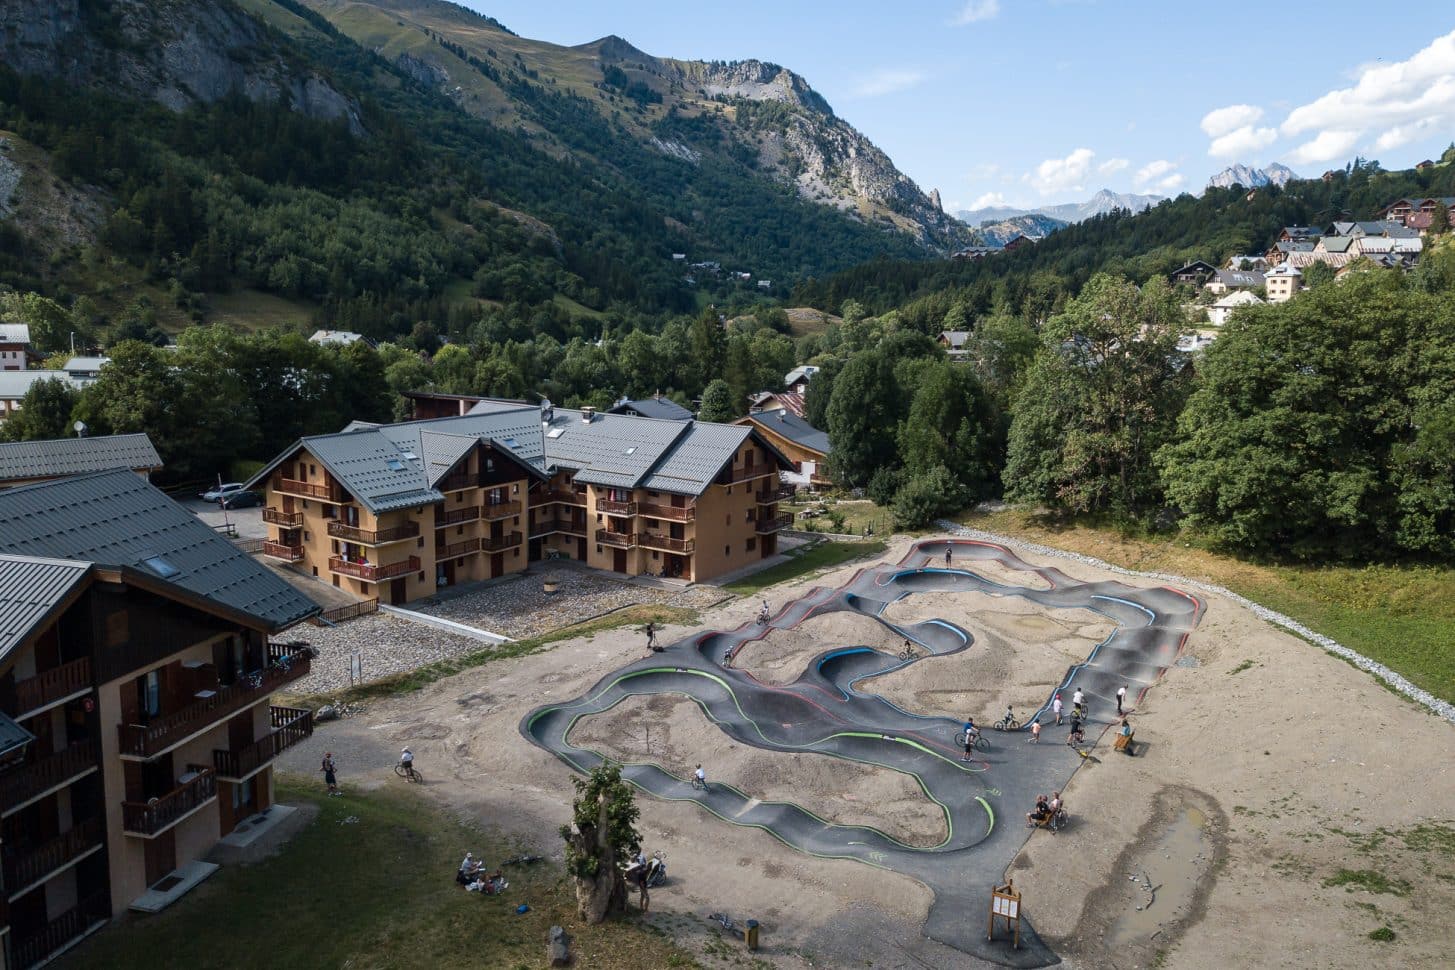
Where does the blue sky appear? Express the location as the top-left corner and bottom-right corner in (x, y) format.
(462, 1), (1455, 213)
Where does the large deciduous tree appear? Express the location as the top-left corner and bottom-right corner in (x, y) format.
(1157, 272), (1455, 558)
(826, 350), (901, 488)
(897, 360), (1001, 500)
(0, 377), (80, 442)
(1004, 274), (1190, 516)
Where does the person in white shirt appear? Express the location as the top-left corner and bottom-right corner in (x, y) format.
(1116, 684), (1128, 715)
(693, 764), (707, 790)
(400, 747), (416, 778)
(1051, 693), (1063, 725)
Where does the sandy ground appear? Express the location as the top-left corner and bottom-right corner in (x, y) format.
(572, 693), (948, 847)
(871, 593), (1115, 724)
(279, 534), (1455, 970)
(730, 609), (903, 684)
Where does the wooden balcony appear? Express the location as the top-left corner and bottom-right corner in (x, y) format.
(121, 766), (216, 838)
(117, 644), (311, 759)
(535, 489), (585, 506)
(639, 501), (695, 522)
(0, 741), (99, 817)
(327, 520), (420, 545)
(262, 541), (304, 562)
(262, 508), (304, 527)
(595, 529), (637, 549)
(639, 533), (695, 554)
(275, 478), (342, 502)
(10, 892), (108, 969)
(437, 471), (474, 492)
(212, 707), (312, 781)
(328, 556), (420, 583)
(437, 538), (481, 559)
(755, 484), (796, 504)
(3, 816), (104, 896)
(754, 513), (793, 534)
(719, 464), (776, 485)
(481, 500), (521, 520)
(482, 531), (523, 552)
(14, 657), (91, 718)
(595, 498), (638, 517)
(435, 506), (480, 527)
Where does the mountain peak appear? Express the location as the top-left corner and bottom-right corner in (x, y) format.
(1207, 162), (1298, 190)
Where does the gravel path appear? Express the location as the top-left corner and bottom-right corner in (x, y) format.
(410, 563), (726, 639)
(290, 612), (486, 694)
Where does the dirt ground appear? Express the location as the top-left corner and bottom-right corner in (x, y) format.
(279, 535), (1455, 970)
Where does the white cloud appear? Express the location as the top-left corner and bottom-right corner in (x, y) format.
(1375, 118), (1439, 151)
(951, 0), (1000, 26)
(852, 68), (928, 98)
(1134, 159), (1176, 186)
(1026, 147), (1096, 196)
(1098, 157), (1130, 175)
(969, 191), (1010, 209)
(1208, 125), (1279, 159)
(1287, 129), (1361, 165)
(1151, 173), (1185, 193)
(1201, 104), (1265, 137)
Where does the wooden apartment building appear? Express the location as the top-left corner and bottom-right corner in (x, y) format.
(0, 470), (319, 968)
(248, 401), (794, 601)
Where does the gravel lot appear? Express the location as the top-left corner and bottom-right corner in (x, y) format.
(411, 562), (727, 639)
(289, 612), (486, 694)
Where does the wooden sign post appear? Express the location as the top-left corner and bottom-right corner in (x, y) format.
(988, 879), (1022, 949)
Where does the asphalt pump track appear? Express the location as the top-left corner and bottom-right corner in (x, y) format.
(521, 538), (1204, 967)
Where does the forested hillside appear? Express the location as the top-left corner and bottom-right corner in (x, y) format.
(0, 0), (942, 349)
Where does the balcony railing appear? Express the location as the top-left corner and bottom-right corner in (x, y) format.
(481, 500), (521, 520)
(11, 892), (109, 969)
(261, 541), (304, 562)
(327, 520), (420, 545)
(275, 478), (342, 502)
(328, 556), (420, 583)
(755, 484), (796, 504)
(437, 538), (481, 559)
(639, 533), (695, 554)
(2, 816), (104, 895)
(595, 499), (638, 517)
(117, 645), (311, 759)
(212, 707), (312, 781)
(0, 741), (99, 817)
(121, 766), (216, 837)
(435, 506), (480, 527)
(754, 513), (793, 534)
(437, 471), (474, 492)
(719, 464), (776, 485)
(535, 489), (585, 506)
(639, 502), (696, 522)
(595, 529), (637, 549)
(14, 657), (91, 718)
(261, 508), (304, 527)
(482, 531), (523, 552)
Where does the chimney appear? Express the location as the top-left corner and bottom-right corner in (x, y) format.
(581, 406), (596, 423)
(541, 398), (553, 425)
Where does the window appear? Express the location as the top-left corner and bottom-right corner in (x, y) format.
(141, 555), (180, 579)
(142, 670), (161, 717)
(418, 537), (425, 548)
(596, 545), (603, 553)
(652, 551), (660, 560)
(312, 567), (318, 577)
(309, 464), (316, 475)
(747, 538), (757, 552)
(304, 531), (311, 541)
(331, 541), (339, 554)
(747, 508), (756, 522)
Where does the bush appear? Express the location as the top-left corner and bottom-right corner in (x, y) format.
(892, 465), (965, 529)
(867, 467), (902, 506)
(229, 458), (266, 483)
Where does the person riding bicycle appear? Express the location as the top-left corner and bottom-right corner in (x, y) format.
(758, 599), (770, 624)
(1067, 715), (1085, 746)
(400, 747), (416, 777)
(1002, 704), (1014, 726)
(963, 716), (978, 740)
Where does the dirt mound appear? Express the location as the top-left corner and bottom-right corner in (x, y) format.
(731, 610), (901, 684)
(569, 694), (947, 847)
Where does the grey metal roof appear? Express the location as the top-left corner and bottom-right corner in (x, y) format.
(0, 371), (80, 400)
(0, 470), (318, 631)
(0, 554), (91, 659)
(305, 430), (442, 513)
(0, 323), (31, 344)
(607, 396), (694, 421)
(0, 433), (163, 484)
(745, 409), (831, 456)
(62, 356), (109, 373)
(545, 409), (690, 490)
(383, 409), (549, 471)
(640, 422), (752, 494)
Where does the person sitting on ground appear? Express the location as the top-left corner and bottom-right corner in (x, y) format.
(1048, 791), (1063, 817)
(1026, 794), (1050, 825)
(458, 851), (480, 885)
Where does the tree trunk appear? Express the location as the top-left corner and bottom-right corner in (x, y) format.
(570, 794), (627, 923)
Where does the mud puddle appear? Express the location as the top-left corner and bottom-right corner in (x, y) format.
(1107, 804), (1215, 949)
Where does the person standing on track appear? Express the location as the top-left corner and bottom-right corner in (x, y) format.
(944, 548), (952, 569)
(645, 621), (657, 655)
(321, 751), (339, 796)
(1052, 693), (1063, 725)
(694, 764), (707, 790)
(1117, 684), (1128, 716)
(1027, 720), (1041, 743)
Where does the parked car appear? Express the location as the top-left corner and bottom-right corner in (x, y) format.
(201, 482), (245, 502)
(220, 490), (264, 510)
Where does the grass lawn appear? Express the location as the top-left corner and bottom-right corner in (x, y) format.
(721, 539), (887, 596)
(289, 604), (700, 705)
(59, 778), (695, 970)
(204, 288), (314, 332)
(957, 508), (1455, 705)
(783, 497), (894, 539)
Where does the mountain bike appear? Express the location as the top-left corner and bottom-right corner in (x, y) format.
(395, 762), (423, 783)
(993, 710), (1020, 731)
(957, 729), (989, 751)
(897, 642), (918, 661)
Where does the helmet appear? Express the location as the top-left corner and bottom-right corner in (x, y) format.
(402, 747), (411, 753)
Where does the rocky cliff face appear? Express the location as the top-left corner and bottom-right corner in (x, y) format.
(673, 59), (970, 248)
(0, 0), (363, 133)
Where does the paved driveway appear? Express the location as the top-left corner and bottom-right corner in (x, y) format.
(178, 497), (267, 539)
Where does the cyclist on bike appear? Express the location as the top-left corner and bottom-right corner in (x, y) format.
(400, 746), (416, 777)
(962, 717), (979, 760)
